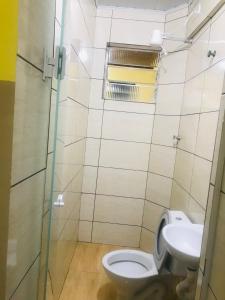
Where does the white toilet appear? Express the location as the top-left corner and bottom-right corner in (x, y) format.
(102, 210), (191, 300)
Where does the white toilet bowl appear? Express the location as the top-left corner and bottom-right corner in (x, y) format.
(102, 249), (158, 300)
(102, 210), (191, 300)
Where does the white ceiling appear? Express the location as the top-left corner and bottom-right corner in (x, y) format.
(96, 0), (187, 11)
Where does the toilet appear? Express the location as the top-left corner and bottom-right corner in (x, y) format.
(102, 210), (191, 300)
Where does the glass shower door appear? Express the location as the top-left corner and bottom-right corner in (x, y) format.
(40, 0), (83, 299)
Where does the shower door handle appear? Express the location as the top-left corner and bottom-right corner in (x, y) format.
(43, 46), (66, 81)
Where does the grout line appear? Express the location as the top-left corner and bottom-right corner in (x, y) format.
(84, 164), (148, 173)
(11, 168), (46, 188)
(17, 54), (43, 73)
(9, 253), (41, 299)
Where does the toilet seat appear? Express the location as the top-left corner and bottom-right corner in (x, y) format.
(102, 249), (158, 279)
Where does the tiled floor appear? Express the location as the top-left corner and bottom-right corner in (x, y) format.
(47, 242), (180, 300)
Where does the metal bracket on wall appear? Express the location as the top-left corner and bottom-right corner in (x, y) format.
(43, 46), (66, 81)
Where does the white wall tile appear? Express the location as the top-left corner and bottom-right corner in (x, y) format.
(152, 115), (180, 147)
(102, 111), (154, 143)
(80, 194), (95, 221)
(191, 156), (212, 209)
(94, 195), (144, 225)
(94, 17), (111, 48)
(142, 201), (165, 232)
(179, 114), (199, 152)
(149, 145), (176, 178)
(104, 100), (155, 114)
(156, 84), (184, 115)
(201, 63), (225, 112)
(174, 149), (194, 192)
(78, 221), (92, 242)
(97, 6), (113, 17)
(85, 138), (100, 166)
(92, 222), (141, 247)
(166, 5), (188, 22)
(113, 7), (165, 22)
(146, 173), (172, 208)
(99, 140), (150, 171)
(195, 112), (219, 161)
(170, 180), (189, 213)
(89, 79), (104, 109)
(158, 51), (188, 84)
(87, 109), (103, 138)
(82, 166), (98, 193)
(164, 17), (187, 52)
(188, 196), (205, 224)
(182, 72), (204, 115)
(110, 19), (164, 46)
(185, 26), (210, 80)
(91, 48), (106, 79)
(97, 167), (147, 198)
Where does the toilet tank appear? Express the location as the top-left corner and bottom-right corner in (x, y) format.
(153, 210), (191, 273)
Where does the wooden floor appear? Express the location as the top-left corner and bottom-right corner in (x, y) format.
(47, 242), (180, 300)
(59, 243), (122, 300)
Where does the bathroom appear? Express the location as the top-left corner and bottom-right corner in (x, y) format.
(1, 0), (225, 299)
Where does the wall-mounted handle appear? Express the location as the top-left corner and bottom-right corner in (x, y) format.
(173, 135), (181, 147)
(207, 50), (216, 58)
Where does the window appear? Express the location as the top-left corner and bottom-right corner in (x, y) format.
(104, 43), (160, 103)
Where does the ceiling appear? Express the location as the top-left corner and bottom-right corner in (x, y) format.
(96, 0), (188, 11)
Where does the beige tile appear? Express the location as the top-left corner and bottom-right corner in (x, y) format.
(164, 17), (187, 52)
(166, 5), (188, 22)
(185, 26), (210, 80)
(209, 193), (225, 300)
(18, 0), (55, 69)
(174, 149), (194, 192)
(94, 195), (144, 226)
(179, 114), (199, 153)
(89, 79), (104, 110)
(12, 58), (51, 184)
(158, 51), (188, 84)
(80, 194), (95, 221)
(102, 110), (154, 143)
(110, 19), (164, 46)
(82, 166), (98, 194)
(91, 49), (106, 79)
(188, 197), (205, 224)
(87, 109), (103, 138)
(10, 258), (40, 300)
(6, 172), (45, 298)
(195, 112), (219, 161)
(92, 222), (141, 247)
(149, 145), (176, 178)
(156, 84), (184, 115)
(94, 17), (111, 48)
(170, 181), (189, 214)
(207, 287), (216, 300)
(201, 62), (225, 112)
(182, 73), (204, 114)
(140, 228), (155, 253)
(104, 100), (155, 114)
(146, 173), (172, 208)
(78, 221), (92, 242)
(191, 156), (212, 209)
(99, 140), (150, 171)
(142, 201), (165, 232)
(96, 167), (147, 198)
(85, 138), (100, 166)
(152, 115), (180, 147)
(113, 7), (165, 22)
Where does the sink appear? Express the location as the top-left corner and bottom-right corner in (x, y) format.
(162, 223), (204, 268)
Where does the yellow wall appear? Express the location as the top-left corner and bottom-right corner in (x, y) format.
(0, 0), (18, 81)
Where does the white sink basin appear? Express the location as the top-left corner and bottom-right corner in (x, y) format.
(162, 223), (204, 269)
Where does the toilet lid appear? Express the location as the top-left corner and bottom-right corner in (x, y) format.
(110, 260), (149, 277)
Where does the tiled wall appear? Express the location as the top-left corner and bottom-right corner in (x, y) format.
(140, 5), (188, 251)
(79, 6), (166, 247)
(6, 0), (55, 299)
(170, 4), (225, 229)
